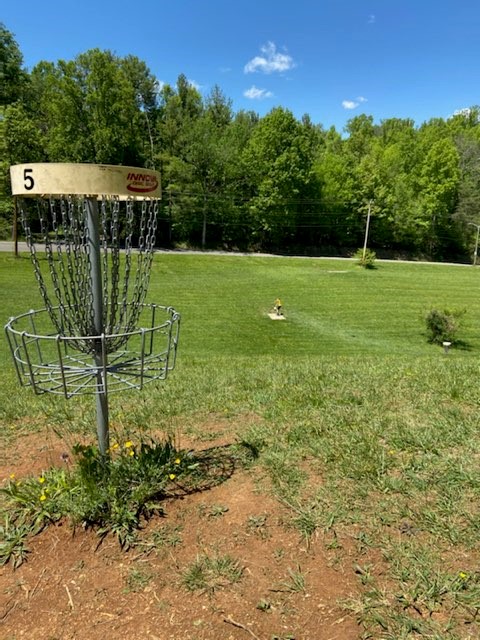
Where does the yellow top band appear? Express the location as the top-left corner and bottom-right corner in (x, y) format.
(10, 163), (161, 199)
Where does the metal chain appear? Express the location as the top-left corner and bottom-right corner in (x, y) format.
(113, 198), (134, 344)
(17, 194), (159, 356)
(76, 197), (95, 340)
(56, 198), (79, 338)
(120, 198), (158, 340)
(101, 197), (109, 327)
(127, 199), (148, 331)
(106, 198), (121, 336)
(20, 201), (58, 329)
(132, 199), (157, 325)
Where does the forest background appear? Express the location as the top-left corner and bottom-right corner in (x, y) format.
(2, 22), (480, 261)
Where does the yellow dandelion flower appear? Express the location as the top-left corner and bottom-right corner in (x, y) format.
(388, 449), (395, 455)
(38, 476), (46, 484)
(459, 572), (468, 580)
(124, 441), (133, 448)
(9, 473), (15, 480)
(174, 458), (181, 465)
(128, 450), (135, 457)
(40, 493), (47, 502)
(110, 443), (119, 451)
(169, 473), (176, 480)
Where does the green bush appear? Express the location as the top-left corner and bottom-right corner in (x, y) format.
(0, 438), (189, 553)
(0, 218), (12, 240)
(424, 308), (465, 344)
(353, 248), (377, 269)
(0, 438), (250, 563)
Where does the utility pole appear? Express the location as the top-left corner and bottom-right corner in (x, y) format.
(362, 200), (373, 261)
(468, 222), (480, 266)
(13, 197), (18, 257)
(138, 93), (155, 170)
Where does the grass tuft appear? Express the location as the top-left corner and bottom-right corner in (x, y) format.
(181, 553), (244, 593)
(3, 254), (480, 635)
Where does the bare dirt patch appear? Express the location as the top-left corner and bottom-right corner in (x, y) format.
(0, 426), (361, 640)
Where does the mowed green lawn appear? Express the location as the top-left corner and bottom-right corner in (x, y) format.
(148, 253), (480, 358)
(2, 251), (480, 638)
(2, 251), (479, 359)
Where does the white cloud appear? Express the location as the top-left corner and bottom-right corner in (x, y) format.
(187, 78), (201, 90)
(368, 14), (376, 24)
(244, 41), (295, 74)
(450, 108), (480, 123)
(453, 107), (472, 117)
(342, 96), (368, 110)
(244, 85), (274, 100)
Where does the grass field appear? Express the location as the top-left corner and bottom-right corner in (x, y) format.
(2, 251), (480, 638)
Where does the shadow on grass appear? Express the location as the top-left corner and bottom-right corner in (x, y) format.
(427, 339), (473, 352)
(165, 442), (257, 498)
(451, 339), (473, 351)
(0, 440), (261, 561)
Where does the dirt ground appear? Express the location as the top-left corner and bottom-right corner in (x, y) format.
(0, 425), (361, 640)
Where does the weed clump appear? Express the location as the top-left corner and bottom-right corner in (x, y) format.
(181, 553), (243, 593)
(0, 439), (186, 554)
(0, 438), (248, 565)
(353, 248), (377, 269)
(424, 308), (465, 345)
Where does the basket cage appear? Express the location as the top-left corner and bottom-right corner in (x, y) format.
(5, 303), (180, 398)
(17, 196), (159, 354)
(5, 191), (180, 398)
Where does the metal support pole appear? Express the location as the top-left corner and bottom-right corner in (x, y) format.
(474, 227), (479, 266)
(468, 222), (480, 266)
(13, 197), (18, 257)
(85, 198), (109, 456)
(202, 194), (207, 249)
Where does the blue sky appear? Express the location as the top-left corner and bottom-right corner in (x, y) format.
(3, 0), (480, 131)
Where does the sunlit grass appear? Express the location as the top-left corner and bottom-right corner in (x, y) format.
(2, 252), (480, 637)
(146, 253), (480, 357)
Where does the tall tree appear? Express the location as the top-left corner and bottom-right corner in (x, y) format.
(451, 134), (480, 258)
(0, 23), (28, 106)
(0, 24), (34, 237)
(417, 138), (460, 256)
(242, 107), (317, 249)
(156, 75), (203, 244)
(360, 118), (419, 249)
(157, 74), (202, 158)
(205, 85), (233, 129)
(29, 49), (157, 165)
(313, 142), (356, 247)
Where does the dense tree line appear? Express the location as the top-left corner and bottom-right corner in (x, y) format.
(2, 23), (480, 260)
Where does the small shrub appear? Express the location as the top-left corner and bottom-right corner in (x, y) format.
(124, 567), (153, 593)
(1, 439), (244, 565)
(280, 565), (307, 592)
(353, 248), (377, 269)
(424, 308), (465, 345)
(181, 553), (243, 593)
(0, 514), (31, 568)
(0, 218), (12, 241)
(0, 438), (191, 558)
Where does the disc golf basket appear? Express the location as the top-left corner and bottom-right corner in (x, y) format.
(5, 163), (180, 456)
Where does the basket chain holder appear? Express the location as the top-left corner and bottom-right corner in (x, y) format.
(5, 164), (180, 456)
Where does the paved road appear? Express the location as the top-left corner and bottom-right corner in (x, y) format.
(0, 240), (472, 267)
(0, 240), (29, 253)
